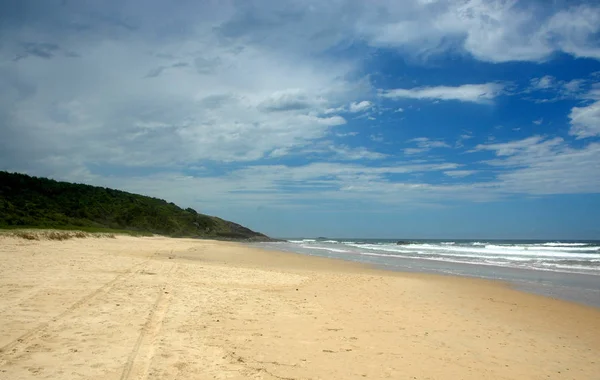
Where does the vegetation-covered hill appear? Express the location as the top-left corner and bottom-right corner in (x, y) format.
(0, 171), (272, 241)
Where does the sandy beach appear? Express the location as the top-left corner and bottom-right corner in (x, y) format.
(0, 234), (598, 380)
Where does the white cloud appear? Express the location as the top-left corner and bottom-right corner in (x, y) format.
(258, 89), (324, 112)
(404, 148), (427, 155)
(533, 118), (543, 125)
(68, 135), (600, 211)
(336, 131), (359, 137)
(328, 145), (387, 160)
(405, 137), (451, 155)
(269, 148), (290, 158)
(524, 75), (593, 102)
(472, 136), (551, 156)
(207, 0), (600, 64)
(314, 116), (347, 126)
(569, 101), (600, 139)
(444, 170), (477, 178)
(370, 134), (384, 142)
(585, 86), (600, 101)
(540, 5), (600, 60)
(324, 106), (347, 114)
(473, 137), (600, 195)
(349, 100), (373, 113)
(1, 2), (597, 177)
(357, 1), (600, 62)
(409, 138), (450, 149)
(380, 83), (503, 104)
(0, 4), (366, 169)
(11, 136), (599, 214)
(563, 79), (585, 95)
(72, 161), (478, 212)
(455, 133), (474, 148)
(530, 75), (555, 90)
(1, 0), (600, 218)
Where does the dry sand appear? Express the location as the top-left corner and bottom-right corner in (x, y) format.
(0, 234), (598, 380)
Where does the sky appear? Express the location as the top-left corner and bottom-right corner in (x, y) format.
(1, 0), (600, 239)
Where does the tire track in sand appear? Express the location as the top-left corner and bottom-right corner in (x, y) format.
(119, 262), (175, 380)
(0, 267), (70, 315)
(0, 259), (151, 364)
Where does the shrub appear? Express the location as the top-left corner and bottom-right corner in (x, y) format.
(12, 231), (39, 240)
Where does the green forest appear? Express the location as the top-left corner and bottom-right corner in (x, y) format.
(0, 171), (271, 240)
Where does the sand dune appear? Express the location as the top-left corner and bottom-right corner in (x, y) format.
(0, 235), (598, 379)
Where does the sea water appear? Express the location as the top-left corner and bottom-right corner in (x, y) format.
(253, 239), (600, 308)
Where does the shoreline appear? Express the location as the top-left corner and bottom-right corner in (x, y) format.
(253, 240), (600, 309)
(1, 235), (599, 379)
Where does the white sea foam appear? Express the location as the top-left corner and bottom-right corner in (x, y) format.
(542, 262), (600, 268)
(355, 251), (600, 274)
(484, 244), (599, 252)
(419, 244), (599, 259)
(279, 239), (600, 275)
(300, 245), (349, 253)
(347, 243), (599, 259)
(288, 239), (317, 243)
(539, 242), (589, 247)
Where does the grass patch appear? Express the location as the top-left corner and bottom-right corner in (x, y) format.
(1, 229), (119, 241)
(0, 225), (152, 237)
(11, 231), (39, 240)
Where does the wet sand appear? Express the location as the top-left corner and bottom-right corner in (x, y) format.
(0, 235), (598, 379)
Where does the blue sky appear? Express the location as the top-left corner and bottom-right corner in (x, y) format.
(1, 0), (600, 239)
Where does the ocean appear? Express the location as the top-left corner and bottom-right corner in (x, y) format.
(253, 238), (600, 308)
